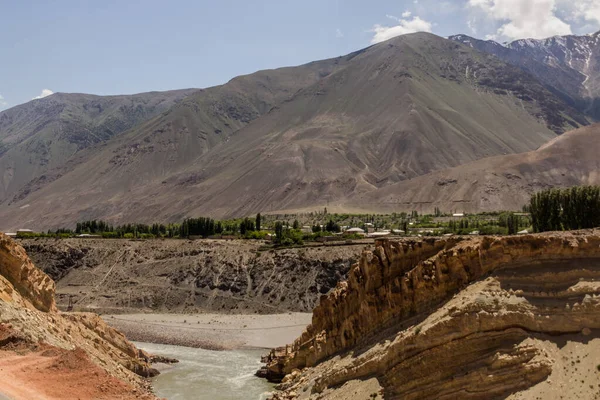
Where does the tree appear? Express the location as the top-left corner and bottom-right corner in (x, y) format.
(274, 221), (284, 242)
(530, 186), (600, 232)
(507, 213), (518, 235)
(325, 219), (340, 233)
(293, 219), (300, 230)
(255, 213), (261, 232)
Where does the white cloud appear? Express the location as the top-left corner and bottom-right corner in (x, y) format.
(336, 28), (344, 38)
(33, 89), (54, 100)
(0, 94), (7, 108)
(467, 18), (478, 34)
(371, 16), (433, 44)
(402, 10), (412, 18)
(561, 0), (600, 26)
(468, 0), (572, 41)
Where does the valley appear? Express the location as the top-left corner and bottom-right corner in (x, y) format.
(2, 19), (600, 400)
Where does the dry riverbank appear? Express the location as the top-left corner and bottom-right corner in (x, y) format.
(103, 313), (313, 350)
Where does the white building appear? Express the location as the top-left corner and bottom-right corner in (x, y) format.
(344, 227), (366, 236)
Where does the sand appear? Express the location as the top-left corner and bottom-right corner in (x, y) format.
(103, 313), (312, 350)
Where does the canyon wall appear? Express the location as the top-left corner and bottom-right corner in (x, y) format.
(264, 231), (600, 399)
(19, 238), (362, 314)
(0, 233), (157, 399)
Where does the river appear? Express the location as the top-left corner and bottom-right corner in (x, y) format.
(135, 342), (275, 400)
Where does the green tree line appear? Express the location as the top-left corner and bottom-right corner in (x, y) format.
(530, 186), (600, 232)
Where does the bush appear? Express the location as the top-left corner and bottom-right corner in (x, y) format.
(123, 233), (134, 239)
(101, 232), (119, 238)
(245, 230), (268, 240)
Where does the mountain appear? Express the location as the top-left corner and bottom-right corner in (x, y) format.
(0, 32), (589, 230)
(355, 122), (600, 213)
(450, 31), (600, 119)
(0, 89), (197, 203)
(0, 59), (346, 206)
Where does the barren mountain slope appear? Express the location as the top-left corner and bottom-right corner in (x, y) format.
(0, 57), (346, 210)
(354, 122), (600, 213)
(451, 31), (600, 119)
(263, 232), (600, 400)
(0, 233), (158, 399)
(0, 89), (197, 203)
(0, 33), (588, 230)
(18, 238), (363, 314)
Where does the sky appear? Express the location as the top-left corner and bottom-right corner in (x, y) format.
(1, 0), (599, 111)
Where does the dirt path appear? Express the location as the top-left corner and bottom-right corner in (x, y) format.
(103, 312), (312, 350)
(0, 349), (154, 400)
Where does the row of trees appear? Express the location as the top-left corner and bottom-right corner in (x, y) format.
(75, 220), (180, 238)
(530, 186), (600, 232)
(69, 214), (265, 239)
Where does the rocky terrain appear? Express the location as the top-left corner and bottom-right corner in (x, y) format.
(262, 231), (600, 399)
(19, 238), (363, 314)
(0, 32), (590, 231)
(0, 89), (198, 205)
(451, 31), (600, 119)
(0, 233), (159, 399)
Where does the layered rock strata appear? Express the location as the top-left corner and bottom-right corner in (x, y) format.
(263, 231), (600, 399)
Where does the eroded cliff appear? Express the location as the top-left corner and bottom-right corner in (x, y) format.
(19, 238), (361, 314)
(0, 233), (157, 399)
(263, 231), (600, 400)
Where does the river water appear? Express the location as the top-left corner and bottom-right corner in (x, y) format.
(135, 342), (274, 400)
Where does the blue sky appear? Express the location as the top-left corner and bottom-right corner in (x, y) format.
(1, 0), (599, 111)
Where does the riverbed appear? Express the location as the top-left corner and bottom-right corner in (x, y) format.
(136, 342), (274, 400)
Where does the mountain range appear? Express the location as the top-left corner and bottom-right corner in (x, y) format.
(450, 31), (600, 119)
(1, 30), (598, 230)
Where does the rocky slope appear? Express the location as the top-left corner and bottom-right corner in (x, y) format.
(450, 31), (600, 119)
(355, 122), (600, 213)
(0, 32), (589, 230)
(0, 89), (198, 204)
(262, 231), (600, 399)
(19, 238), (363, 314)
(0, 233), (158, 399)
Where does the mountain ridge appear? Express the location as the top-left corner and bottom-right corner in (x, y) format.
(450, 30), (600, 119)
(0, 32), (591, 230)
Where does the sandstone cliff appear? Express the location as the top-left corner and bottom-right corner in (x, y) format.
(0, 233), (157, 399)
(263, 231), (600, 399)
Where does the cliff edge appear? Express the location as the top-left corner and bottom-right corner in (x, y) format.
(263, 231), (600, 399)
(0, 233), (157, 399)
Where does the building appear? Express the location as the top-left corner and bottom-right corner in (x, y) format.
(368, 231), (391, 238)
(301, 226), (313, 234)
(344, 227), (366, 236)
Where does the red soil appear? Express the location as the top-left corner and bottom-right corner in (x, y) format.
(0, 347), (156, 400)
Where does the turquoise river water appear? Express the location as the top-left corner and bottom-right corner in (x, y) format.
(135, 342), (274, 400)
